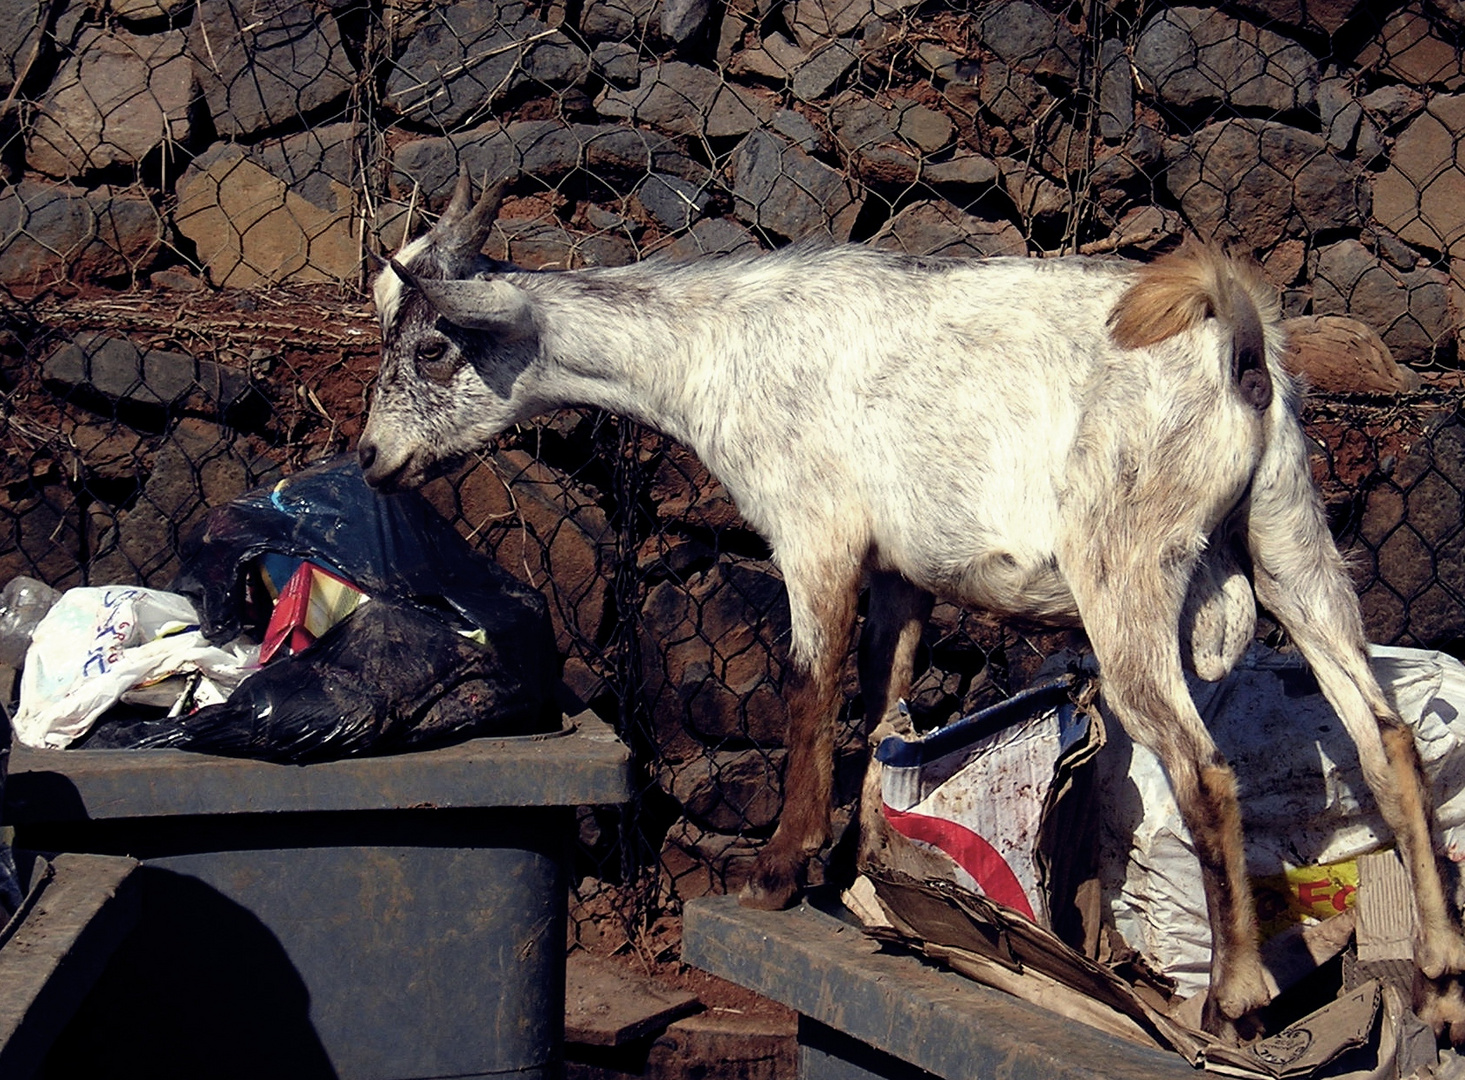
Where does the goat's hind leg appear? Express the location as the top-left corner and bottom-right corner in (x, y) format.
(858, 572), (935, 734)
(853, 573), (935, 871)
(1249, 472), (1465, 1041)
(1063, 542), (1271, 1039)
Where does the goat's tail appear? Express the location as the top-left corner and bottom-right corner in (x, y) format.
(1107, 242), (1281, 412)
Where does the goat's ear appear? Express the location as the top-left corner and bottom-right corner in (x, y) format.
(368, 248), (429, 292)
(431, 168), (509, 263)
(417, 278), (535, 340)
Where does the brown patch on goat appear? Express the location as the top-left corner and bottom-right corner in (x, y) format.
(1108, 244), (1276, 412)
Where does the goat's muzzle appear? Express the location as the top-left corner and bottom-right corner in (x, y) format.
(357, 438), (403, 491)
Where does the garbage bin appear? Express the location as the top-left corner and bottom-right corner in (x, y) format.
(4, 713), (630, 1080)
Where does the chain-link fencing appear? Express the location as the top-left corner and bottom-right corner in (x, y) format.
(4, 0), (1465, 950)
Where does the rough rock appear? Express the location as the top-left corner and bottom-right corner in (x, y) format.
(1359, 5), (1465, 90)
(42, 332), (253, 415)
(661, 0), (711, 45)
(112, 0), (195, 21)
(975, 61), (1047, 126)
(784, 0), (919, 49)
(790, 38), (858, 101)
(1319, 74), (1362, 154)
(1097, 37), (1132, 140)
(635, 173), (710, 230)
(832, 97), (924, 184)
(892, 99), (954, 153)
(597, 61), (768, 138)
(639, 558), (792, 756)
(655, 217), (761, 259)
(58, 420), (154, 485)
(1281, 315), (1421, 395)
(88, 418), (265, 588)
(1234, 0), (1366, 34)
(27, 28), (192, 178)
(150, 268), (206, 292)
(577, 123), (710, 185)
(1311, 239), (1453, 367)
(386, 1), (586, 129)
(581, 0), (658, 42)
(499, 218), (637, 267)
(915, 42), (961, 83)
(0, 472), (84, 590)
(189, 0), (355, 137)
(646, 443), (742, 527)
(1371, 94), (1465, 252)
(659, 817), (762, 899)
(421, 448), (610, 704)
(252, 124), (362, 211)
(998, 157), (1071, 223)
(390, 121), (584, 211)
(1166, 118), (1360, 248)
(659, 750), (784, 832)
(923, 151), (1000, 188)
(871, 201), (1026, 257)
(733, 31), (807, 80)
(175, 143), (359, 287)
(591, 41), (640, 86)
(0, 182), (161, 286)
(729, 129), (862, 240)
(1352, 413), (1465, 648)
(0, 0), (47, 98)
(769, 109), (823, 153)
(1134, 7), (1318, 113)
(976, 0), (1081, 83)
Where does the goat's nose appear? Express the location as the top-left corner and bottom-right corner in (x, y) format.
(358, 440), (377, 474)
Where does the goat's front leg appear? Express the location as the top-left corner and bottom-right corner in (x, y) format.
(741, 568), (861, 911)
(1065, 546), (1271, 1040)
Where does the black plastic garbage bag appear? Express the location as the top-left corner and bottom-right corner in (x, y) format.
(85, 600), (555, 762)
(172, 455), (555, 653)
(82, 455), (562, 760)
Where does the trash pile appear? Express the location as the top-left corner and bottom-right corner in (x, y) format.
(0, 456), (562, 765)
(852, 644), (1465, 1079)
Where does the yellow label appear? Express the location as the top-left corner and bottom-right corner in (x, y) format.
(1252, 858), (1360, 940)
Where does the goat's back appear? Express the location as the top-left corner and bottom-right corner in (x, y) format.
(628, 247), (1288, 615)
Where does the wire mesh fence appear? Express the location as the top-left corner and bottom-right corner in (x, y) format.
(4, 0), (1465, 948)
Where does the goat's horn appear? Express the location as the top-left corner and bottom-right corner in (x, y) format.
(432, 167), (509, 261)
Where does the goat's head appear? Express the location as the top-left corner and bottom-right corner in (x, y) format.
(358, 171), (542, 491)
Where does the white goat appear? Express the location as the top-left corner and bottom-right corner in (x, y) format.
(359, 173), (1465, 1041)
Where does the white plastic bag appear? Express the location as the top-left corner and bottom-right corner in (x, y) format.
(1098, 643), (1465, 998)
(13, 587), (258, 750)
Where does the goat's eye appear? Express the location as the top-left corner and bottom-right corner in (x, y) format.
(415, 340), (457, 384)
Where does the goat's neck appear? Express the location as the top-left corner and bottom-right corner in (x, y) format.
(521, 264), (751, 456)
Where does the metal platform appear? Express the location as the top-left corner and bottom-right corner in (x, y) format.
(683, 895), (1197, 1080)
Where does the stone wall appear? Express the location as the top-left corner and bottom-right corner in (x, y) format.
(0, 0), (1464, 357)
(6, 0), (1465, 902)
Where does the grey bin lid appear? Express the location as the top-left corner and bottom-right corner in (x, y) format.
(4, 712), (631, 822)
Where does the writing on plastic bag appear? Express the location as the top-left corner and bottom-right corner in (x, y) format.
(13, 587), (258, 749)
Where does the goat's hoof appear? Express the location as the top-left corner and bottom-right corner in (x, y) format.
(1417, 928), (1465, 982)
(1416, 971), (1465, 1048)
(1200, 998), (1266, 1046)
(740, 849), (805, 911)
(1201, 968), (1272, 1045)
